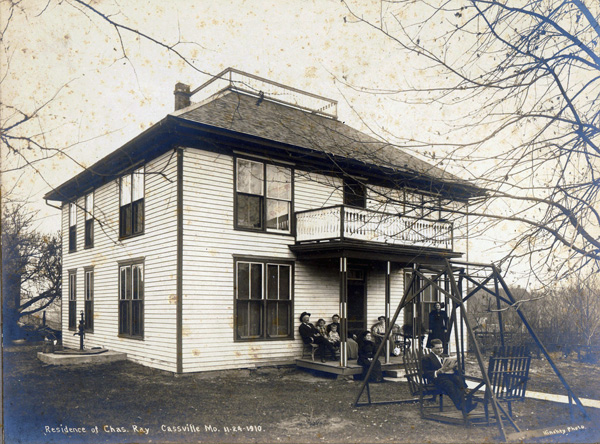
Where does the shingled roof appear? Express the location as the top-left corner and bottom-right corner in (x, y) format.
(173, 90), (469, 188)
(45, 74), (481, 202)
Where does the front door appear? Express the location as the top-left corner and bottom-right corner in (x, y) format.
(347, 268), (366, 337)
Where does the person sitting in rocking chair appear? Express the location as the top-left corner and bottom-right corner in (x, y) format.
(422, 339), (477, 414)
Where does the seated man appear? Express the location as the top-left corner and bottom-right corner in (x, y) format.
(422, 339), (477, 413)
(299, 312), (337, 362)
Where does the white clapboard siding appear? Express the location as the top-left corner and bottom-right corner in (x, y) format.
(61, 151), (179, 372)
(179, 148), (347, 372)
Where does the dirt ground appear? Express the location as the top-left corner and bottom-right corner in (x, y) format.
(3, 344), (600, 444)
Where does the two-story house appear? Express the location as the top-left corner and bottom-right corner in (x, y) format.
(44, 68), (482, 374)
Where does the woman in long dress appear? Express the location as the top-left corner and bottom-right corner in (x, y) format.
(357, 331), (383, 382)
(427, 302), (448, 350)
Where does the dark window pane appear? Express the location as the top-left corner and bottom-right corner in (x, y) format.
(267, 265), (278, 300)
(250, 263), (262, 300)
(85, 219), (94, 247)
(279, 266), (290, 300)
(85, 300), (93, 331)
(344, 181), (366, 208)
(237, 263), (249, 299)
(69, 226), (76, 251)
(120, 205), (132, 237)
(132, 300), (142, 336)
(248, 301), (262, 336)
(236, 301), (262, 338)
(69, 301), (77, 329)
(267, 301), (290, 337)
(237, 194), (263, 229)
(119, 300), (130, 335)
(132, 199), (144, 234)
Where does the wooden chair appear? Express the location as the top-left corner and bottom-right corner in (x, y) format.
(302, 343), (319, 361)
(403, 349), (444, 412)
(481, 346), (531, 421)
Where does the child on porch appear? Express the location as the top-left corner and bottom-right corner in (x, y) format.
(316, 319), (328, 338)
(328, 323), (341, 347)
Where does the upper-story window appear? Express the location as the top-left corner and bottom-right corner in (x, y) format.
(344, 179), (366, 209)
(68, 202), (77, 252)
(120, 167), (144, 238)
(84, 192), (94, 248)
(235, 158), (292, 233)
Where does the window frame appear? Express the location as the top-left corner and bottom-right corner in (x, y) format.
(84, 267), (94, 332)
(119, 166), (145, 239)
(234, 157), (293, 234)
(118, 260), (144, 340)
(68, 270), (77, 331)
(343, 179), (367, 209)
(234, 257), (294, 342)
(84, 192), (94, 248)
(68, 202), (77, 252)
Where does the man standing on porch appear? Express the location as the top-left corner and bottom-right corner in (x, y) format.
(299, 312), (337, 363)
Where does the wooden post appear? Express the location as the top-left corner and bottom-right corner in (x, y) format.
(385, 261), (391, 364)
(340, 256), (348, 368)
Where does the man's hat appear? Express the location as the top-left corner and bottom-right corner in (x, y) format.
(300, 312), (311, 321)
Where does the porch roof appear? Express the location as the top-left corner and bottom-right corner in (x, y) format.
(289, 239), (462, 264)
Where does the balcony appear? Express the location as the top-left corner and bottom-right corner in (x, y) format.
(295, 205), (453, 250)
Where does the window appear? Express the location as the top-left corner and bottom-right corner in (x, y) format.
(68, 202), (77, 252)
(68, 271), (77, 330)
(84, 269), (94, 331)
(236, 158), (292, 232)
(344, 179), (366, 208)
(119, 262), (144, 338)
(235, 259), (292, 340)
(84, 193), (94, 248)
(120, 167), (144, 238)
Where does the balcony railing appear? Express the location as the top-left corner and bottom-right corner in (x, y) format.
(295, 205), (453, 250)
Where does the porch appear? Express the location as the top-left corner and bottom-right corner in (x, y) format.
(295, 205), (453, 250)
(295, 355), (405, 376)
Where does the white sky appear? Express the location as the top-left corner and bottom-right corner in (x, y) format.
(2, 0), (530, 285)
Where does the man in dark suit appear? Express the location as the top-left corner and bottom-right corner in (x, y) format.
(299, 312), (337, 362)
(422, 339), (477, 413)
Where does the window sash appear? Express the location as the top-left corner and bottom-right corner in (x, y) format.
(119, 263), (144, 338)
(266, 164), (291, 200)
(69, 226), (77, 252)
(237, 158), (264, 195)
(84, 270), (93, 331)
(68, 272), (76, 329)
(236, 261), (292, 340)
(85, 219), (94, 247)
(69, 202), (77, 227)
(85, 193), (93, 220)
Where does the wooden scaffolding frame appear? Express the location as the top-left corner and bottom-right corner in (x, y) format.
(352, 259), (590, 442)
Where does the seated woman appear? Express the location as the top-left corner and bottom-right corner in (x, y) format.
(356, 331), (384, 383)
(298, 312), (337, 363)
(371, 316), (387, 347)
(327, 314), (358, 360)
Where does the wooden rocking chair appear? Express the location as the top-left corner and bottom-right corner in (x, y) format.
(475, 346), (531, 422)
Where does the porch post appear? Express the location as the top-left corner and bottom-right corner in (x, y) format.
(340, 256), (348, 367)
(384, 261), (391, 364)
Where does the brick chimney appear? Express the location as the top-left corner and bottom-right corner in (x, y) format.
(174, 82), (191, 111)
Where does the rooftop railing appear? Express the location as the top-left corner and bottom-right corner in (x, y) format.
(190, 68), (338, 119)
